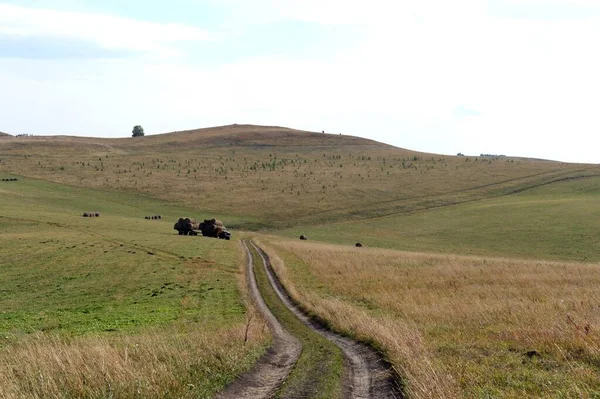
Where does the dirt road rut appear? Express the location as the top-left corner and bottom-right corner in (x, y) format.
(218, 240), (402, 399)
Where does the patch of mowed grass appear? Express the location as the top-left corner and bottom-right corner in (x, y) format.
(249, 244), (344, 399)
(278, 176), (600, 262)
(0, 178), (269, 397)
(260, 239), (600, 399)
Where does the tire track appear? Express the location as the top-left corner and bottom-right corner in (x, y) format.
(248, 241), (403, 399)
(216, 241), (302, 399)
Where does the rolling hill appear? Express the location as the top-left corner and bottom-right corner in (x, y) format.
(0, 124), (597, 230)
(1, 124), (599, 398)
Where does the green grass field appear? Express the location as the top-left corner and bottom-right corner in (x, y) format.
(0, 177), (267, 397)
(279, 176), (600, 262)
(1, 126), (599, 398)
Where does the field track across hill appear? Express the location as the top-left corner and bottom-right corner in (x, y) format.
(216, 241), (301, 399)
(219, 240), (402, 398)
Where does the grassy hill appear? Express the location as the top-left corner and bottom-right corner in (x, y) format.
(0, 176), (267, 397)
(1, 124), (598, 397)
(0, 124), (597, 229)
(280, 175), (600, 261)
(0, 131), (10, 137)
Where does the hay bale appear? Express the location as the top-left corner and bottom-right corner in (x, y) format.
(175, 217), (198, 234)
(300, 235), (307, 240)
(157, 215), (162, 219)
(174, 218), (184, 232)
(199, 218), (228, 238)
(95, 213), (100, 217)
(355, 242), (363, 247)
(83, 212), (90, 217)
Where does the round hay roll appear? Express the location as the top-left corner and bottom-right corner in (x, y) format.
(300, 235), (307, 240)
(95, 213), (100, 217)
(355, 242), (363, 247)
(83, 212), (89, 217)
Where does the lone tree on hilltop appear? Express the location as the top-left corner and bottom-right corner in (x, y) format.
(132, 125), (145, 137)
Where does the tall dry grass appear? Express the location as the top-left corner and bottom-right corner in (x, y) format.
(0, 324), (266, 399)
(259, 239), (600, 398)
(0, 244), (269, 399)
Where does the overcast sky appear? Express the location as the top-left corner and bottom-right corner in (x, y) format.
(1, 1), (598, 163)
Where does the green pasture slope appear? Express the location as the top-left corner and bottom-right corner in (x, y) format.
(0, 176), (263, 396)
(279, 176), (600, 262)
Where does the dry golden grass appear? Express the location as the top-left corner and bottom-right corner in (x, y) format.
(258, 239), (600, 398)
(0, 323), (268, 399)
(1, 125), (595, 227)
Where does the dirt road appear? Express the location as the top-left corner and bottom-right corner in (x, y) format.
(218, 240), (402, 398)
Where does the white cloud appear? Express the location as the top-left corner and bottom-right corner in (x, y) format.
(0, 3), (213, 55)
(0, 1), (599, 163)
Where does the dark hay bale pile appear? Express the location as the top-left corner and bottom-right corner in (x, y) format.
(95, 213), (100, 217)
(199, 218), (230, 239)
(174, 217), (198, 235)
(83, 212), (90, 217)
(145, 216), (150, 219)
(157, 215), (162, 219)
(300, 235), (307, 240)
(355, 242), (363, 247)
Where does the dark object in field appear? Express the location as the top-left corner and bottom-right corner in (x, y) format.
(174, 217), (199, 235)
(83, 212), (90, 217)
(218, 230), (232, 240)
(95, 212), (100, 217)
(2, 178), (18, 181)
(83, 212), (99, 217)
(146, 215), (162, 220)
(524, 350), (540, 358)
(300, 235), (307, 240)
(174, 217), (232, 239)
(355, 242), (363, 247)
(199, 218), (232, 239)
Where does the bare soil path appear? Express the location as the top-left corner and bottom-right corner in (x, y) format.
(216, 241), (302, 399)
(219, 240), (403, 398)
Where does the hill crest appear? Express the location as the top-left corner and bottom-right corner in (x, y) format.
(0, 124), (598, 227)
